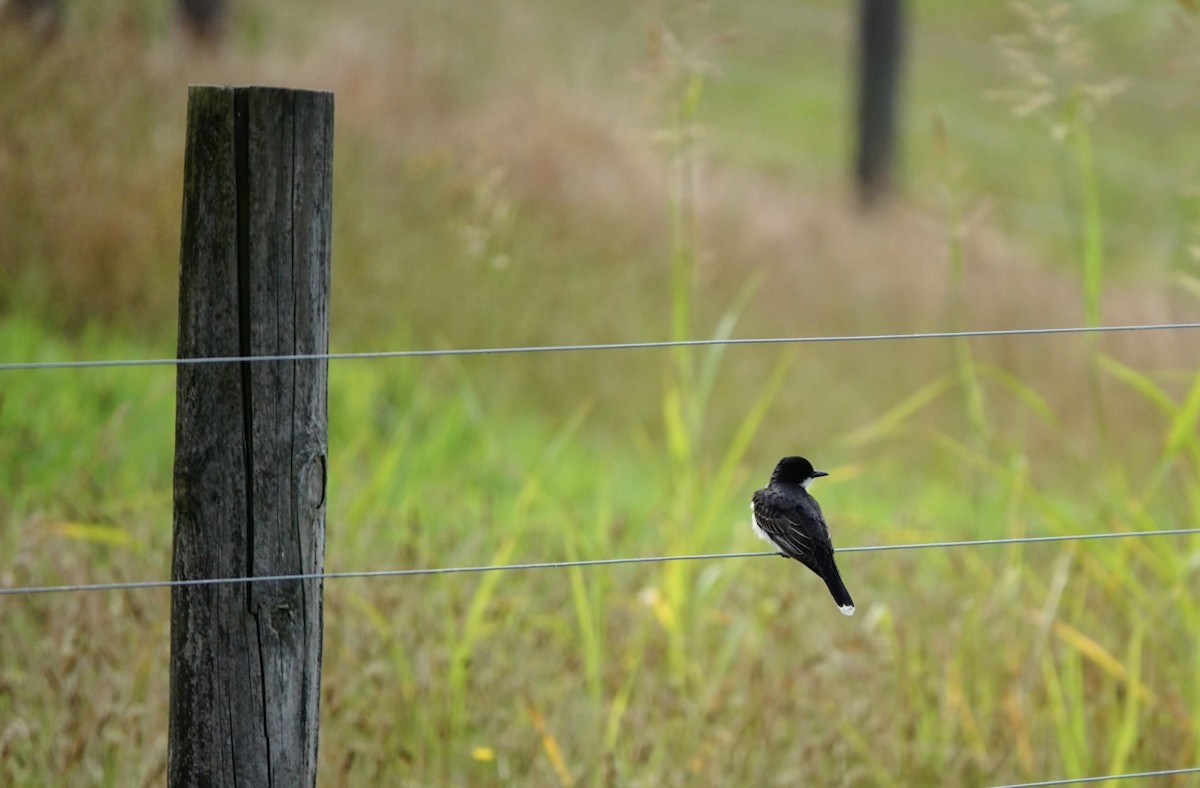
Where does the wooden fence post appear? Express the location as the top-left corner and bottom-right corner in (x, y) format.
(854, 0), (905, 208)
(169, 85), (333, 787)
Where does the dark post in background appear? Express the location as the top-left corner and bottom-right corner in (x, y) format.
(169, 85), (333, 787)
(855, 0), (906, 209)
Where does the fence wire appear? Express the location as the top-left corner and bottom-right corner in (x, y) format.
(2, 527), (1197, 598)
(992, 765), (1200, 787)
(5, 321), (1200, 786)
(2, 322), (1198, 372)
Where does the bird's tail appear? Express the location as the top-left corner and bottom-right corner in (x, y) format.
(821, 560), (855, 616)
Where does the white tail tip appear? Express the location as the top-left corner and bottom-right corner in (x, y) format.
(839, 604), (855, 616)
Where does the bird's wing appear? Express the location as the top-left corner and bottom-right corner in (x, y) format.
(751, 489), (834, 563)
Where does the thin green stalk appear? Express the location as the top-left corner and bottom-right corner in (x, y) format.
(1066, 95), (1124, 514)
(1071, 98), (1104, 331)
(447, 537), (516, 738)
(937, 131), (992, 470)
(1107, 620), (1144, 777)
(565, 538), (604, 708)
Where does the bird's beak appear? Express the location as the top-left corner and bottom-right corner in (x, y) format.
(813, 470), (829, 478)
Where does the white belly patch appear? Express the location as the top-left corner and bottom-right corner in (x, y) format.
(749, 502), (773, 544)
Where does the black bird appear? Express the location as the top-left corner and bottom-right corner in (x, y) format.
(751, 456), (855, 616)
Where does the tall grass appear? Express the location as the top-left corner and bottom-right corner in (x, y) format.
(2, 278), (1198, 785)
(2, 1), (1199, 785)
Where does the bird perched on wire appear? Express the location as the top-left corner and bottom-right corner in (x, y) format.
(751, 456), (855, 616)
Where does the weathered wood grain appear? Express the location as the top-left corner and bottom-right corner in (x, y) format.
(170, 85), (332, 788)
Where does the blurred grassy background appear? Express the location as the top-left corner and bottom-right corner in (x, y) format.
(2, 0), (1199, 784)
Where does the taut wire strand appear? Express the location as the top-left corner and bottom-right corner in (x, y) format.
(990, 765), (1200, 787)
(2, 527), (1197, 597)
(2, 322), (1199, 372)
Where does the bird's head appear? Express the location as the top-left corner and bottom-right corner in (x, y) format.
(770, 456), (828, 490)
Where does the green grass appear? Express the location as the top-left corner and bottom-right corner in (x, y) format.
(2, 313), (1198, 784)
(2, 0), (1200, 784)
